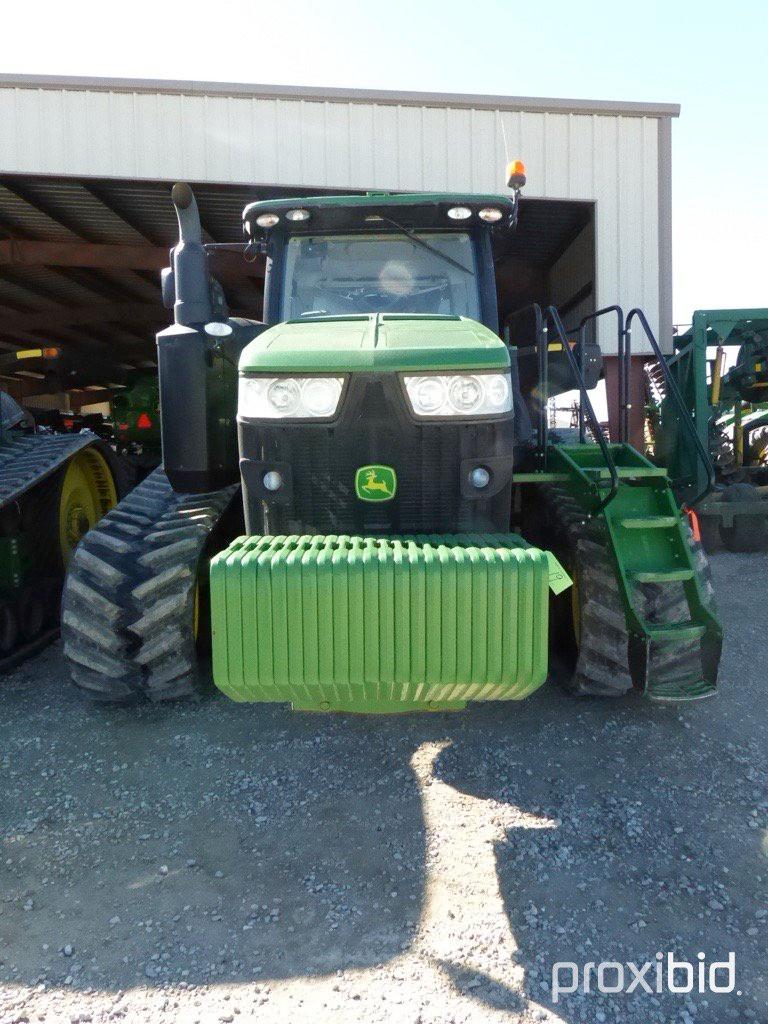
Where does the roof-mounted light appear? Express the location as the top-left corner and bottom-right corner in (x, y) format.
(478, 207), (503, 223)
(255, 213), (280, 228)
(506, 160), (526, 190)
(285, 208), (310, 222)
(446, 206), (472, 220)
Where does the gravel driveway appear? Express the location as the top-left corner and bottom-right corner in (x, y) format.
(1, 551), (766, 1024)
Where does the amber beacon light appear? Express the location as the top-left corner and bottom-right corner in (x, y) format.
(506, 160), (527, 190)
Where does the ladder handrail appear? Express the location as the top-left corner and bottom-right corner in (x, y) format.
(625, 307), (715, 506)
(578, 305), (627, 442)
(546, 305), (620, 511)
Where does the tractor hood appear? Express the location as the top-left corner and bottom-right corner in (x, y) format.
(238, 314), (510, 374)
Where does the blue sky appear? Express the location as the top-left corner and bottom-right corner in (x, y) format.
(4, 0), (767, 323)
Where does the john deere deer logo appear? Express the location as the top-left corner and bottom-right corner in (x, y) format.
(355, 465), (397, 502)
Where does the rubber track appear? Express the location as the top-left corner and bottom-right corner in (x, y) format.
(0, 431), (97, 511)
(61, 467), (239, 702)
(543, 485), (716, 697)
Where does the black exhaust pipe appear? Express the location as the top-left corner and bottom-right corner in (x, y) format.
(170, 183), (214, 327)
(158, 184), (240, 493)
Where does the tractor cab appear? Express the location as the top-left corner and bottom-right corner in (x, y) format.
(226, 193), (537, 539)
(243, 190), (601, 426)
(243, 193), (516, 331)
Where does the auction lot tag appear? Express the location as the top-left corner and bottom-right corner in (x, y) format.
(545, 551), (572, 595)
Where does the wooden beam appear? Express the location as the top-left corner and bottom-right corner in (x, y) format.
(0, 239), (265, 277)
(0, 302), (166, 332)
(0, 299), (259, 335)
(0, 238), (168, 270)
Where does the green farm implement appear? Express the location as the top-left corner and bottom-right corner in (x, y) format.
(61, 169), (722, 708)
(110, 373), (162, 483)
(651, 308), (768, 551)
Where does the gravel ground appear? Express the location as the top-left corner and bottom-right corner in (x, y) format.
(1, 551), (766, 1024)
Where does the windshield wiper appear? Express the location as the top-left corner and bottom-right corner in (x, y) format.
(380, 216), (474, 276)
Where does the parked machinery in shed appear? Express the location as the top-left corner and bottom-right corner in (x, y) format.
(110, 373), (162, 483)
(0, 348), (123, 665)
(650, 309), (768, 551)
(61, 168), (722, 708)
(35, 372), (162, 485)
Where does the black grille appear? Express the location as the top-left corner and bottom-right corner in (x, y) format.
(240, 376), (514, 535)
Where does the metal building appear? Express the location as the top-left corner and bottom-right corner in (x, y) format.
(0, 74), (678, 411)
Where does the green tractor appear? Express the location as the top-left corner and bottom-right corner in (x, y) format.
(0, 347), (122, 665)
(61, 172), (722, 708)
(110, 373), (162, 484)
(652, 309), (768, 551)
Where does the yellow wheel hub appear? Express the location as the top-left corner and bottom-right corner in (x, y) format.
(58, 447), (118, 565)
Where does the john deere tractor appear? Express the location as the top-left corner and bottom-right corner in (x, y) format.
(62, 170), (722, 708)
(0, 348), (122, 665)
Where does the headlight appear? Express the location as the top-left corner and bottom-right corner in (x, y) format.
(239, 376), (345, 419)
(403, 373), (512, 418)
(478, 207), (503, 223)
(255, 212), (280, 228)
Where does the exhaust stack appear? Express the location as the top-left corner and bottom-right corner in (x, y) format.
(170, 183), (214, 326)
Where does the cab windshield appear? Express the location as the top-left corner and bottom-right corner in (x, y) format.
(280, 232), (481, 320)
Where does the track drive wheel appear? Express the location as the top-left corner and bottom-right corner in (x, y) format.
(25, 441), (122, 582)
(56, 446), (119, 569)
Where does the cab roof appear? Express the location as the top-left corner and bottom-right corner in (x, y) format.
(242, 192), (516, 236)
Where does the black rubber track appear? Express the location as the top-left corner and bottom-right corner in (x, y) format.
(542, 485), (717, 697)
(0, 431), (98, 511)
(0, 436), (127, 673)
(62, 467), (240, 702)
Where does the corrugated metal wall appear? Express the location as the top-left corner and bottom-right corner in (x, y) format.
(0, 82), (668, 353)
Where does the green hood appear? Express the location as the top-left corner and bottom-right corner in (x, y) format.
(239, 314), (509, 374)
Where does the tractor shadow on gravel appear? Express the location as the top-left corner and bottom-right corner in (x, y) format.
(431, 682), (768, 1021)
(2, 658), (435, 991)
(2, 638), (766, 1018)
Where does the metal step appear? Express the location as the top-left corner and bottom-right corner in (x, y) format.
(585, 466), (669, 480)
(644, 621), (707, 642)
(620, 515), (678, 529)
(646, 676), (717, 703)
(632, 568), (695, 583)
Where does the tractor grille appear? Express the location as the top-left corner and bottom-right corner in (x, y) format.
(239, 377), (514, 535)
